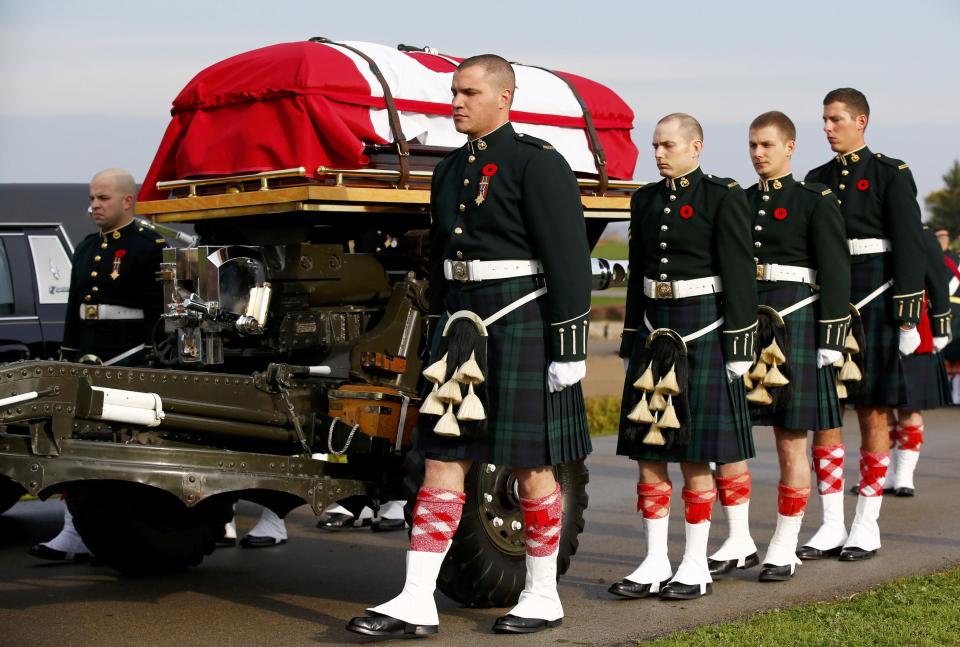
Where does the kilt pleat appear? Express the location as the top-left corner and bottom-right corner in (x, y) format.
(750, 283), (843, 431)
(415, 275), (591, 468)
(617, 293), (755, 465)
(849, 255), (946, 409)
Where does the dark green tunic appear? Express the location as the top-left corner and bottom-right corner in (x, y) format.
(417, 122), (593, 467)
(62, 219), (165, 365)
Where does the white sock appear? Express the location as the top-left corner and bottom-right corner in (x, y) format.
(508, 552), (563, 621)
(844, 495), (883, 552)
(43, 507), (91, 555)
(802, 491), (847, 550)
(709, 501), (757, 562)
(370, 549), (448, 626)
(624, 514), (672, 588)
(246, 507), (287, 540)
(671, 521), (712, 588)
(892, 449), (919, 490)
(763, 513), (804, 567)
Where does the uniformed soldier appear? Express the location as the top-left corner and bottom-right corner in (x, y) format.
(347, 54), (592, 638)
(800, 88), (927, 561)
(29, 168), (164, 562)
(609, 114), (757, 601)
(707, 112), (850, 583)
(887, 226), (952, 496)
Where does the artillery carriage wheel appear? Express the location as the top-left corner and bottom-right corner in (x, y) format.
(402, 450), (588, 608)
(66, 481), (235, 575)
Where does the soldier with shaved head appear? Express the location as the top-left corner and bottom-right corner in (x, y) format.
(610, 113), (757, 601)
(29, 168), (166, 563)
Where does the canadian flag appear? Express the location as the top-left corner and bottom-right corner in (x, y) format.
(139, 40), (638, 201)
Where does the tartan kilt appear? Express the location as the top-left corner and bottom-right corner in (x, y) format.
(617, 293), (754, 464)
(750, 283), (843, 431)
(900, 351), (951, 410)
(849, 254), (924, 408)
(415, 275), (591, 468)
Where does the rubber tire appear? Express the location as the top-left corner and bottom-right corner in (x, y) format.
(0, 477), (25, 515)
(402, 450), (589, 608)
(66, 481), (235, 576)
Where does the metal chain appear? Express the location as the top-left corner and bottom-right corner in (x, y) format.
(327, 417), (359, 456)
(277, 376), (313, 455)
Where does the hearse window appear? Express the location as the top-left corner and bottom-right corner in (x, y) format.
(0, 243), (14, 315)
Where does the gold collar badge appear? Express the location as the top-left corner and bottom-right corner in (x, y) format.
(679, 177), (690, 188)
(772, 179), (782, 190)
(476, 139), (487, 151)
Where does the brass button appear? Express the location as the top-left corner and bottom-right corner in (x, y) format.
(660, 225), (668, 232)
(463, 178), (470, 186)
(669, 195), (676, 201)
(660, 257), (668, 264)
(659, 273), (668, 280)
(456, 251), (464, 259)
(755, 225), (762, 231)
(659, 242), (667, 249)
(468, 155), (476, 163)
(90, 271), (98, 277)
(841, 169), (850, 176)
(758, 210), (766, 216)
(663, 207), (671, 214)
(454, 227), (463, 235)
(84, 294), (91, 302)
(754, 241), (762, 248)
(839, 184), (846, 190)
(92, 286), (99, 292)
(762, 194), (770, 202)
(100, 242), (108, 249)
(94, 255), (101, 262)
(458, 203), (466, 212)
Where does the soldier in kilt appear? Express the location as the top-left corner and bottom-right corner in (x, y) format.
(802, 88), (928, 561)
(887, 226), (952, 496)
(608, 114), (758, 602)
(348, 55), (592, 638)
(708, 112), (850, 583)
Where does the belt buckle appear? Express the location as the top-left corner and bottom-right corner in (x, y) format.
(756, 264), (766, 281)
(85, 305), (99, 320)
(655, 281), (674, 299)
(451, 260), (469, 282)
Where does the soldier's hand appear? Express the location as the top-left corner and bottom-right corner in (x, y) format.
(898, 327), (921, 356)
(547, 361), (586, 393)
(933, 336), (950, 351)
(816, 348), (844, 368)
(724, 360), (752, 382)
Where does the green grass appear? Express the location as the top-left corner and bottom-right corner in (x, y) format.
(591, 295), (626, 307)
(592, 240), (628, 260)
(585, 395), (621, 436)
(642, 566), (960, 647)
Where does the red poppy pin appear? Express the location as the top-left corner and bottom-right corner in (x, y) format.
(679, 205), (694, 219)
(857, 179), (870, 191)
(774, 208), (788, 220)
(111, 249), (126, 280)
(475, 163), (498, 206)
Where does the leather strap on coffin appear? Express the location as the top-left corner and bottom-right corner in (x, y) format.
(311, 37), (411, 188)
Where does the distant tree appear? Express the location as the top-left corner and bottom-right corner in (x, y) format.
(925, 159), (960, 235)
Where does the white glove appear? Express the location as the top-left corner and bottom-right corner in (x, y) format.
(725, 360), (752, 382)
(898, 327), (921, 356)
(933, 336), (950, 351)
(817, 348), (844, 368)
(548, 360), (587, 393)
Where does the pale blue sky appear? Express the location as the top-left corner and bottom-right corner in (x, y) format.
(1, 0), (958, 215)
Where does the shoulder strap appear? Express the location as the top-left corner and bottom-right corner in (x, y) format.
(311, 38), (411, 188)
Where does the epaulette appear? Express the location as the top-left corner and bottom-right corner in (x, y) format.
(134, 224), (165, 242)
(873, 152), (909, 171)
(515, 132), (555, 150)
(703, 174), (739, 189)
(797, 180), (832, 197)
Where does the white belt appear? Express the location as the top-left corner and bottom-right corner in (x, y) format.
(443, 259), (543, 282)
(643, 275), (722, 300)
(848, 238), (891, 255)
(80, 304), (144, 320)
(756, 263), (817, 284)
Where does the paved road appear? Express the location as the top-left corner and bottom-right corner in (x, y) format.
(1, 386), (958, 645)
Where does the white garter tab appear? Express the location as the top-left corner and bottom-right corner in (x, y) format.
(623, 328), (690, 450)
(421, 310), (490, 438)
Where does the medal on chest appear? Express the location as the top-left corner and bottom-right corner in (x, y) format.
(475, 163), (498, 206)
(111, 249), (126, 280)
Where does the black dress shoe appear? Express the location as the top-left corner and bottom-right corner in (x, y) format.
(371, 517), (406, 532)
(317, 511), (370, 530)
(27, 543), (90, 562)
(839, 546), (877, 561)
(795, 544), (843, 560)
(492, 614), (562, 634)
(708, 552), (759, 576)
(894, 487), (914, 497)
(758, 563), (796, 582)
(346, 612), (438, 637)
(239, 535), (287, 548)
(608, 577), (671, 599)
(659, 581), (712, 600)
(215, 537), (237, 547)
